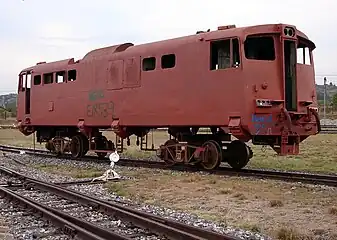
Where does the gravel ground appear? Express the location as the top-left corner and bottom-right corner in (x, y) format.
(0, 198), (70, 240)
(14, 188), (163, 240)
(0, 152), (273, 240)
(320, 118), (337, 125)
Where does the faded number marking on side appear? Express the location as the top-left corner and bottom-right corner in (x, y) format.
(87, 101), (114, 118)
(251, 114), (272, 135)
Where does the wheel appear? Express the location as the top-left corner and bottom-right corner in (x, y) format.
(226, 140), (251, 170)
(79, 134), (89, 156)
(200, 140), (222, 170)
(70, 135), (84, 158)
(161, 139), (178, 166)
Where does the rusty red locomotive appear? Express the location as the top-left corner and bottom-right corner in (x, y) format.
(16, 23), (320, 170)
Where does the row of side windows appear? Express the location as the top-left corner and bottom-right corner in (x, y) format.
(33, 70), (77, 85)
(142, 54), (176, 71)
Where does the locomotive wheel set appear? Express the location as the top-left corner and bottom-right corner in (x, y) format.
(43, 128), (253, 170)
(16, 23), (320, 170)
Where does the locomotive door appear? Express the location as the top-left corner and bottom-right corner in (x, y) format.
(107, 59), (123, 90)
(107, 57), (141, 89)
(25, 72), (32, 114)
(283, 40), (297, 111)
(122, 56), (141, 88)
(18, 72), (32, 115)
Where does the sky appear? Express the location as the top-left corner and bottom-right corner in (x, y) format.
(0, 0), (336, 94)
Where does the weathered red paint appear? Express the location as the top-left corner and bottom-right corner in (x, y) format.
(16, 23), (320, 169)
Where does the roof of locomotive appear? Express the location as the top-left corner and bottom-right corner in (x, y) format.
(20, 23), (314, 73)
(120, 23), (313, 55)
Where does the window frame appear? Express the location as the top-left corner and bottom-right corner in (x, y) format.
(161, 54), (176, 69)
(18, 73), (26, 92)
(243, 35), (276, 61)
(296, 40), (312, 65)
(56, 71), (66, 84)
(142, 57), (156, 71)
(67, 69), (77, 82)
(209, 37), (241, 70)
(33, 75), (42, 85)
(43, 72), (54, 85)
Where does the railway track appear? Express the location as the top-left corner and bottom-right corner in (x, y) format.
(1, 144), (336, 187)
(0, 166), (239, 240)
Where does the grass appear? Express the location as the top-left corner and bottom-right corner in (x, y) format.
(32, 164), (104, 178)
(276, 228), (309, 240)
(1, 128), (337, 174)
(270, 199), (284, 207)
(246, 134), (337, 173)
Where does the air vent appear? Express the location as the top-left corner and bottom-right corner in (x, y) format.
(217, 25), (236, 30)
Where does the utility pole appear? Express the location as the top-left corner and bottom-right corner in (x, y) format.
(324, 77), (327, 119)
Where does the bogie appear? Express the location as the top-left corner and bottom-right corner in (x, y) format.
(157, 130), (253, 170)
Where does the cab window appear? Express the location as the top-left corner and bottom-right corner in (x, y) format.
(244, 36), (275, 60)
(210, 38), (240, 70)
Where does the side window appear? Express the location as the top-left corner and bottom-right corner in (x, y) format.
(142, 57), (156, 71)
(19, 74), (26, 92)
(43, 73), (53, 84)
(56, 71), (66, 83)
(34, 75), (41, 85)
(210, 38), (240, 70)
(68, 70), (77, 81)
(161, 54), (175, 69)
(26, 73), (32, 89)
(244, 36), (275, 60)
(297, 42), (311, 65)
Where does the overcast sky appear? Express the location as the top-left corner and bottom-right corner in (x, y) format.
(0, 0), (336, 94)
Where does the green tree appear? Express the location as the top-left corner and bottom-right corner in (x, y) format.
(332, 93), (337, 108)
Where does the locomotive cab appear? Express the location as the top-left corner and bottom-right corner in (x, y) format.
(241, 24), (319, 155)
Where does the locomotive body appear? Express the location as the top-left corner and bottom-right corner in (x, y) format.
(16, 23), (320, 170)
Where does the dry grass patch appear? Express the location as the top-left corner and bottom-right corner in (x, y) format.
(276, 227), (313, 240)
(270, 199), (284, 207)
(232, 192), (247, 200)
(218, 188), (233, 195)
(247, 134), (337, 173)
(31, 164), (104, 179)
(328, 206), (337, 215)
(238, 223), (261, 233)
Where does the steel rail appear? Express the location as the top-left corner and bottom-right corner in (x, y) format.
(0, 166), (238, 240)
(1, 144), (336, 187)
(0, 186), (130, 240)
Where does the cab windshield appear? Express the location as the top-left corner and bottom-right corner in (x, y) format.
(296, 38), (313, 65)
(244, 35), (275, 61)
